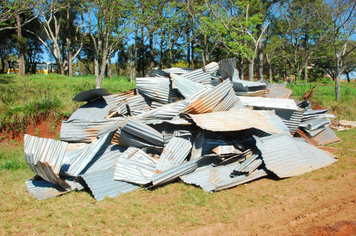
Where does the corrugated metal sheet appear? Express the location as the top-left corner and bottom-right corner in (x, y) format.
(302, 109), (329, 121)
(136, 100), (189, 124)
(147, 68), (170, 77)
(180, 62), (219, 85)
(182, 79), (233, 114)
(312, 126), (341, 145)
(181, 165), (216, 191)
(299, 118), (331, 131)
(189, 109), (290, 134)
(218, 57), (237, 80)
(182, 160), (266, 192)
(231, 154), (261, 175)
(60, 118), (126, 143)
(68, 97), (111, 121)
(162, 67), (195, 75)
(114, 147), (157, 185)
(215, 169), (268, 191)
(237, 96), (298, 110)
(25, 177), (84, 200)
(126, 94), (151, 116)
(265, 86), (292, 99)
(150, 101), (165, 109)
(24, 134), (71, 189)
(233, 80), (266, 92)
(151, 158), (201, 187)
(80, 168), (140, 201)
(119, 119), (164, 147)
(255, 133), (337, 178)
(212, 88), (237, 112)
(136, 77), (182, 104)
(171, 73), (208, 98)
(78, 144), (126, 175)
(155, 135), (193, 174)
(281, 110), (304, 135)
(72, 88), (111, 102)
(65, 133), (112, 177)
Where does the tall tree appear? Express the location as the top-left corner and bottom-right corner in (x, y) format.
(322, 0), (356, 100)
(187, 0), (269, 81)
(85, 0), (137, 88)
(278, 0), (329, 82)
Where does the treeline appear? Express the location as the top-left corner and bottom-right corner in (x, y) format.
(0, 0), (355, 99)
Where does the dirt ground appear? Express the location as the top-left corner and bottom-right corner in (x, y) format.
(184, 166), (356, 236)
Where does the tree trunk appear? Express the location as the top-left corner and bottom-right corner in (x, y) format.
(0, 57), (4, 74)
(141, 26), (145, 77)
(191, 39), (194, 68)
(346, 72), (350, 82)
(149, 30), (154, 70)
(17, 15), (25, 76)
(335, 57), (341, 101)
(133, 28), (137, 81)
(266, 54), (272, 83)
(248, 59), (254, 81)
(159, 28), (163, 69)
(303, 60), (308, 83)
(67, 38), (73, 77)
(187, 29), (191, 68)
(239, 55), (244, 80)
(258, 39), (263, 81)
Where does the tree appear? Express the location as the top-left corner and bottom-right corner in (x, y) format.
(321, 0), (356, 100)
(85, 0), (137, 88)
(0, 1), (38, 32)
(32, 0), (84, 75)
(187, 0), (269, 81)
(278, 0), (329, 83)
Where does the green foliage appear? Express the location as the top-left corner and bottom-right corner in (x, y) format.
(291, 81), (356, 120)
(0, 74), (134, 134)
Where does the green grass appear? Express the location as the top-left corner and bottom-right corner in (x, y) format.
(290, 81), (356, 120)
(0, 74), (135, 134)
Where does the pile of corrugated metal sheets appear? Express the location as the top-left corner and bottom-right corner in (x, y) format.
(23, 59), (339, 201)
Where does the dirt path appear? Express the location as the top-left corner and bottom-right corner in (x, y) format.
(185, 166), (356, 236)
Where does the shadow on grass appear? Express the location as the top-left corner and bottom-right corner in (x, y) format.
(0, 76), (13, 84)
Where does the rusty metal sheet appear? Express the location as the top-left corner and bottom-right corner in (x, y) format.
(295, 129), (318, 146)
(312, 126), (341, 145)
(182, 79), (233, 114)
(189, 109), (290, 134)
(60, 118), (126, 143)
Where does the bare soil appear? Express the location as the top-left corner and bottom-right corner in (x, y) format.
(184, 166), (356, 236)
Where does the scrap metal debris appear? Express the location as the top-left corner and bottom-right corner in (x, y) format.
(24, 58), (339, 201)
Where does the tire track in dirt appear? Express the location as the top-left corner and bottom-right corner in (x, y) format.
(268, 194), (356, 235)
